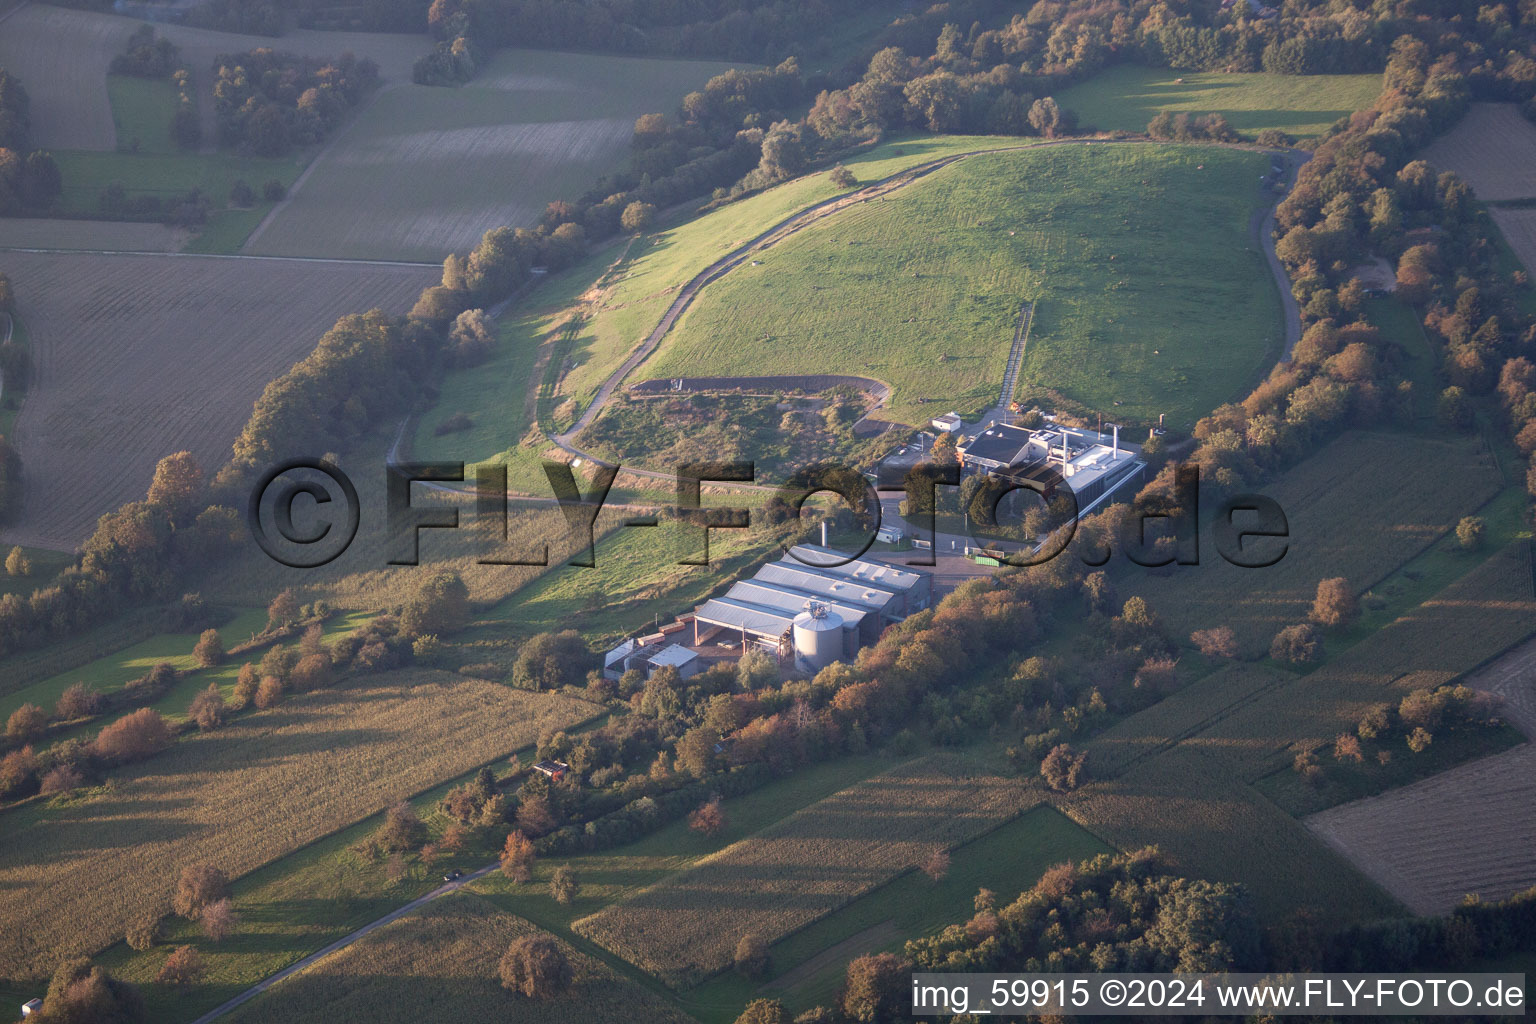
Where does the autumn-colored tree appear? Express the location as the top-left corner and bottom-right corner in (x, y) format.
(620, 201), (656, 233)
(254, 676), (284, 709)
(38, 959), (144, 1022)
(843, 952), (909, 1022)
(146, 450), (204, 521)
(200, 898), (239, 941)
(1332, 732), (1364, 763)
(192, 628), (224, 667)
(921, 847), (951, 882)
(1190, 626), (1238, 659)
(1310, 577), (1358, 628)
(733, 998), (792, 1024)
(4, 544), (29, 576)
(5, 701), (46, 744)
(267, 588), (300, 630)
(688, 795), (726, 837)
(1456, 515), (1486, 550)
(93, 708), (171, 762)
(1270, 623), (1323, 664)
(231, 663), (259, 709)
(173, 864), (230, 919)
(1407, 727), (1433, 753)
(125, 914), (161, 951)
(289, 652), (332, 692)
(157, 945), (205, 987)
(516, 793), (557, 837)
(55, 681), (102, 720)
(500, 829), (536, 882)
(188, 684), (227, 731)
(929, 430), (958, 465)
(499, 935), (572, 998)
(1040, 743), (1087, 792)
(379, 800), (425, 852)
(40, 764), (82, 794)
(734, 933), (768, 979)
(549, 863), (579, 904)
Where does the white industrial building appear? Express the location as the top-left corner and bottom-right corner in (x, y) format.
(686, 545), (932, 674)
(958, 423), (1145, 508)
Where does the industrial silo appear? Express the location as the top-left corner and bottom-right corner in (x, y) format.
(793, 603), (843, 673)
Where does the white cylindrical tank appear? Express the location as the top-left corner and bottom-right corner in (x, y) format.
(793, 605), (843, 673)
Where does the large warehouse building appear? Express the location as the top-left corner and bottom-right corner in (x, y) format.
(689, 544), (931, 672)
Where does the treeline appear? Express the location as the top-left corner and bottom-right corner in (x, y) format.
(1142, 29), (1536, 519)
(416, 0), (842, 84)
(212, 48), (379, 156)
(110, 24), (181, 78)
(0, 68), (62, 217)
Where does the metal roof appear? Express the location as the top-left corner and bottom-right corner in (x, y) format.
(648, 643), (700, 668)
(726, 581), (867, 629)
(694, 596), (796, 638)
(787, 545), (926, 592)
(755, 561), (901, 611)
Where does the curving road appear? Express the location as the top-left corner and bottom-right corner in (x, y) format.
(548, 138), (1309, 472)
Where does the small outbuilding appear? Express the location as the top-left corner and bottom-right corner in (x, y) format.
(532, 760), (570, 781)
(647, 643), (703, 680)
(22, 999), (42, 1018)
(930, 411), (963, 433)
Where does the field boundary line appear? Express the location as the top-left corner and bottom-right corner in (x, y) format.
(0, 246), (437, 268)
(240, 83), (404, 255)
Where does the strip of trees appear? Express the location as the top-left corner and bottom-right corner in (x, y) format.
(0, 68), (62, 216)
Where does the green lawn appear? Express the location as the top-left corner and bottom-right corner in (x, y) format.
(644, 143), (1281, 428)
(1057, 66), (1382, 139)
(46, 76), (304, 252)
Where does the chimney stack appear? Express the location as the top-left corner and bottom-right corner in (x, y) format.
(821, 520), (828, 547)
(1112, 424), (1119, 457)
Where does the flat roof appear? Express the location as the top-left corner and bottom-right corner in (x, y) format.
(754, 561), (902, 610)
(1062, 443), (1142, 492)
(648, 643), (700, 667)
(958, 422), (1033, 466)
(727, 580), (868, 629)
(694, 596), (796, 639)
(786, 544), (927, 592)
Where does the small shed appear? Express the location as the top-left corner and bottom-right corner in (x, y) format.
(603, 638), (640, 680)
(22, 999), (42, 1018)
(532, 760), (570, 781)
(930, 411), (963, 433)
(876, 523), (905, 544)
(648, 643), (703, 680)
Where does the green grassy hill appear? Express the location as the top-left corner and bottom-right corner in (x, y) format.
(641, 142), (1282, 428)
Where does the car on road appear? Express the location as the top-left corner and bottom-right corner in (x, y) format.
(444, 870), (463, 882)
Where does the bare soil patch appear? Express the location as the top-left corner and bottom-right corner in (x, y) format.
(0, 4), (134, 150)
(1305, 741), (1536, 915)
(0, 218), (186, 251)
(1490, 206), (1536, 279)
(0, 250), (435, 550)
(1423, 104), (1536, 200)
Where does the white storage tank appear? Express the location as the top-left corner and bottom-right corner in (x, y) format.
(793, 604), (843, 673)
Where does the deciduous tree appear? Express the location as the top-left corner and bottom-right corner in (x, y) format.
(499, 935), (572, 998)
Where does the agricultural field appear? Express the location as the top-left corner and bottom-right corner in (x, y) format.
(1057, 66), (1381, 139)
(1490, 207), (1536, 281)
(1123, 430), (1503, 653)
(223, 894), (695, 1024)
(0, 605), (267, 723)
(1306, 741), (1536, 915)
(0, 250), (435, 551)
(695, 804), (1111, 1019)
(641, 143), (1281, 428)
(0, 669), (596, 978)
(244, 49), (748, 261)
(572, 750), (1043, 988)
(1422, 104), (1536, 201)
(0, 217), (185, 251)
(0, 3), (132, 150)
(1061, 742), (1399, 922)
